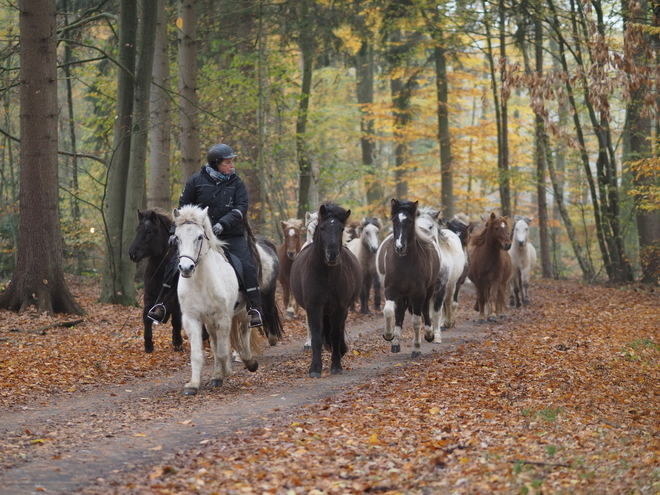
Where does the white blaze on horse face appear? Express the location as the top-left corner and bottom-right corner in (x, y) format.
(395, 212), (407, 250)
(288, 228), (296, 238)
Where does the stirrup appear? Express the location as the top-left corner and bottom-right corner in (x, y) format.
(147, 303), (167, 323)
(247, 308), (263, 328)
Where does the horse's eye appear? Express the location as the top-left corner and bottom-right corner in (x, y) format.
(198, 235), (204, 241)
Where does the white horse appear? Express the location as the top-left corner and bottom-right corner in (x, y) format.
(347, 217), (383, 314)
(509, 216), (537, 307)
(417, 208), (466, 342)
(173, 205), (259, 396)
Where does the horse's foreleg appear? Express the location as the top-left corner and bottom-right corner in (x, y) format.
(182, 316), (204, 395)
(521, 269), (531, 306)
(171, 307), (183, 351)
(142, 309), (154, 353)
(307, 310), (324, 378)
(411, 312), (423, 358)
(382, 299), (396, 345)
(303, 316), (312, 351)
(373, 274), (381, 311)
(390, 299), (406, 354)
(475, 284), (488, 323)
(329, 313), (347, 375)
(360, 276), (371, 314)
(210, 317), (234, 387)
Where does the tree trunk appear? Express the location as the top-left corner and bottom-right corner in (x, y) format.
(0, 0), (84, 315)
(533, 19), (552, 278)
(498, 0), (511, 217)
(356, 40), (382, 209)
(148, 0), (172, 211)
(178, 0), (200, 181)
(100, 0), (137, 305)
(119, 0), (159, 302)
(295, 0), (314, 219)
(435, 44), (453, 219)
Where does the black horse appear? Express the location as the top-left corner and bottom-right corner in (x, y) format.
(290, 202), (362, 377)
(128, 208), (183, 353)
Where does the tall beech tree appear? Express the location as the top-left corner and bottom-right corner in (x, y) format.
(0, 0), (83, 315)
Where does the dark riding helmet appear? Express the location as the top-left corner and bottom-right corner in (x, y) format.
(207, 144), (237, 164)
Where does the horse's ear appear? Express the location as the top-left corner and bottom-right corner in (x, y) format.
(173, 208), (180, 219)
(319, 204), (327, 218)
(345, 209), (351, 220)
(489, 212), (496, 220)
(137, 209), (144, 221)
(201, 206), (209, 216)
(526, 216), (534, 225)
(281, 221), (287, 231)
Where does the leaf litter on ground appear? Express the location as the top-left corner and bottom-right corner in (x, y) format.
(1, 277), (659, 494)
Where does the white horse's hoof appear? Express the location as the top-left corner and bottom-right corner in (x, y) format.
(391, 344), (401, 353)
(211, 379), (223, 387)
(411, 350), (421, 358)
(383, 333), (394, 342)
(424, 333), (434, 343)
(310, 371), (321, 378)
(183, 387), (198, 396)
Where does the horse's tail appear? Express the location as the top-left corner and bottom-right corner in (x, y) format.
(244, 218), (262, 280)
(231, 318), (264, 357)
(261, 287), (284, 344)
(321, 314), (348, 356)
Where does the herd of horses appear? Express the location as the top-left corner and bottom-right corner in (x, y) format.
(129, 201), (537, 395)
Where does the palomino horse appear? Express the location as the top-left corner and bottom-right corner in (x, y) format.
(376, 199), (440, 357)
(173, 205), (260, 396)
(468, 212), (512, 323)
(277, 219), (304, 318)
(290, 202), (361, 377)
(509, 216), (537, 307)
(417, 207), (466, 342)
(347, 217), (383, 314)
(128, 208), (183, 353)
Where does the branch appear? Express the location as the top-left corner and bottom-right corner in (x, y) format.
(10, 319), (85, 335)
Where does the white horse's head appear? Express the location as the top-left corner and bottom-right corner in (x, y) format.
(513, 216), (532, 247)
(304, 211), (318, 244)
(416, 206), (440, 244)
(361, 218), (382, 254)
(173, 205), (223, 278)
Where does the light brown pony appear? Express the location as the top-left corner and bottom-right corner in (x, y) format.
(277, 219), (304, 318)
(468, 212), (512, 323)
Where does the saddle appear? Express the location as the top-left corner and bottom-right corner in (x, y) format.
(223, 248), (245, 290)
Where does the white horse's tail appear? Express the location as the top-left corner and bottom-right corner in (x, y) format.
(231, 319), (264, 357)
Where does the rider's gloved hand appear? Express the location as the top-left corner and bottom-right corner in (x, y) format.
(212, 223), (224, 237)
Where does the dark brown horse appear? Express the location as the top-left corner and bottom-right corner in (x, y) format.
(277, 219), (303, 318)
(128, 208), (183, 353)
(290, 202), (361, 377)
(376, 199), (440, 358)
(468, 212), (512, 323)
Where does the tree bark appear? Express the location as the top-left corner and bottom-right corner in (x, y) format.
(119, 0), (159, 302)
(295, 0), (314, 219)
(178, 0), (200, 181)
(497, 0), (511, 217)
(100, 0), (137, 304)
(148, 0), (172, 211)
(0, 0), (84, 315)
(435, 44), (453, 219)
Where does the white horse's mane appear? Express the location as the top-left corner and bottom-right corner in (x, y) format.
(174, 205), (227, 254)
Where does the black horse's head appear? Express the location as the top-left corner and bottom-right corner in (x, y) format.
(316, 202), (351, 266)
(128, 208), (172, 262)
(390, 198), (418, 256)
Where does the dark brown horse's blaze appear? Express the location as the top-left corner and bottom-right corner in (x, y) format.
(290, 202), (362, 378)
(468, 212), (513, 323)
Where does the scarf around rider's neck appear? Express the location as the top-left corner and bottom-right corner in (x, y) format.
(204, 163), (235, 183)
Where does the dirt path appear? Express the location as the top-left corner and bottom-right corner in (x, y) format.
(0, 293), (499, 495)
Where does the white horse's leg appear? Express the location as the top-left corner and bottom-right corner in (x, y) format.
(428, 303), (441, 343)
(183, 316), (204, 395)
(411, 313), (423, 358)
(382, 299), (395, 341)
(210, 317), (233, 386)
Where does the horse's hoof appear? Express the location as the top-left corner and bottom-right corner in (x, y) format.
(183, 387), (198, 396)
(523, 299), (530, 306)
(211, 379), (223, 387)
(477, 319), (487, 324)
(268, 335), (278, 347)
(286, 310), (294, 318)
(391, 344), (401, 353)
(499, 314), (507, 320)
(383, 333), (394, 342)
(331, 367), (343, 375)
(434, 336), (442, 344)
(424, 333), (434, 343)
(144, 343), (154, 354)
(173, 345), (183, 352)
(309, 371), (321, 378)
(411, 350), (421, 358)
(303, 344), (311, 351)
(245, 360), (259, 373)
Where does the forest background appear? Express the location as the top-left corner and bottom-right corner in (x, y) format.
(0, 0), (658, 315)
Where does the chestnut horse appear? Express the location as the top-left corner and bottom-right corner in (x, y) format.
(277, 219), (304, 318)
(468, 212), (512, 323)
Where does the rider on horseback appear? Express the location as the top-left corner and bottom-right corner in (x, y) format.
(147, 144), (264, 328)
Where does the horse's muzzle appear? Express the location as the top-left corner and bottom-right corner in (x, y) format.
(325, 251), (340, 266)
(287, 251), (297, 260)
(503, 242), (512, 251)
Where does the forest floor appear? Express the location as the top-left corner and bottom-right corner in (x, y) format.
(0, 277), (658, 495)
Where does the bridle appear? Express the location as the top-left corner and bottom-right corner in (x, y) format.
(176, 221), (211, 270)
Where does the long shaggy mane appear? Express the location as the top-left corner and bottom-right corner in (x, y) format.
(174, 205), (227, 254)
